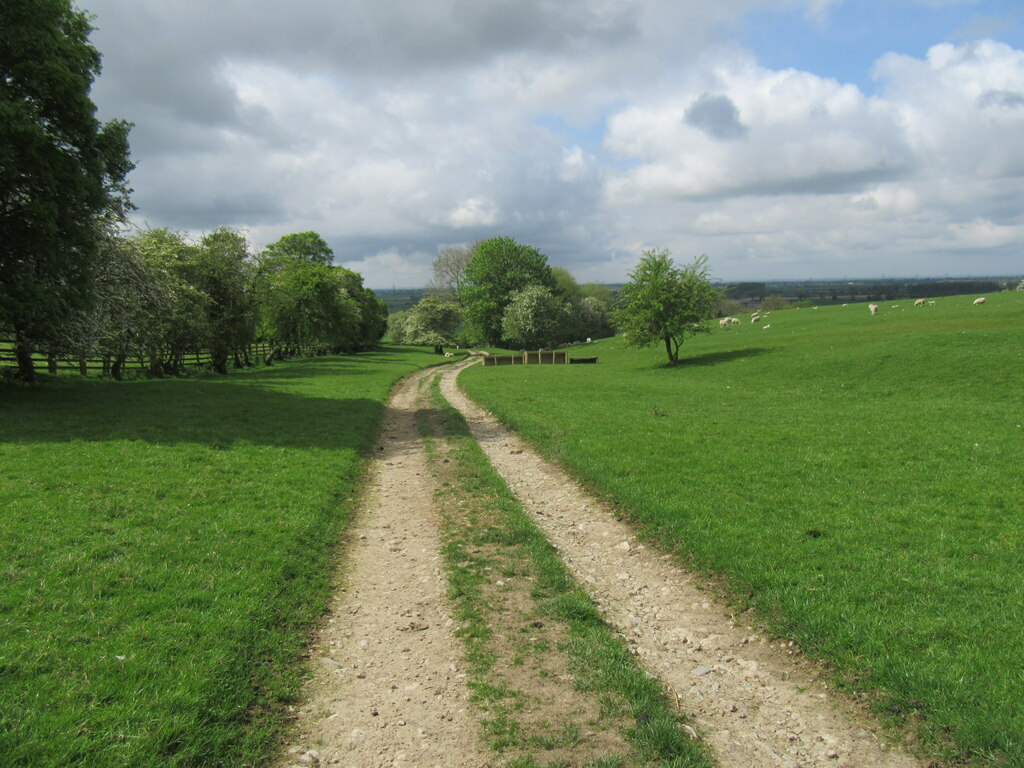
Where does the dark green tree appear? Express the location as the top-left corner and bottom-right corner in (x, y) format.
(613, 250), (721, 365)
(0, 0), (133, 380)
(260, 231), (334, 265)
(457, 236), (556, 345)
(187, 228), (256, 373)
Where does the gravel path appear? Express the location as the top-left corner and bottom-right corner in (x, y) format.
(275, 368), (483, 768)
(440, 358), (925, 768)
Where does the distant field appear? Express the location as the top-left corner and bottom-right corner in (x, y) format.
(459, 292), (1024, 766)
(0, 347), (440, 768)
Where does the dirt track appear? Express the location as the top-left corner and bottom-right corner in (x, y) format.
(276, 358), (926, 768)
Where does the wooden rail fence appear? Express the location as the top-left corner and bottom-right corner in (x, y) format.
(481, 350), (597, 366)
(0, 341), (280, 377)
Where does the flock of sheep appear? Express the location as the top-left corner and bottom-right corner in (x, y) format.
(719, 296), (989, 327)
(868, 296), (985, 315)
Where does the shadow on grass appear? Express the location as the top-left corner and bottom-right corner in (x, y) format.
(674, 347), (773, 367)
(0, 362), (393, 453)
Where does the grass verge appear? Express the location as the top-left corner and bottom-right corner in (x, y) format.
(0, 346), (441, 768)
(419, 372), (714, 768)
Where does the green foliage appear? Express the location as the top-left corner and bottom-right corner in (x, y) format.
(260, 231), (334, 265)
(612, 250), (721, 365)
(500, 286), (568, 349)
(0, 0), (134, 379)
(551, 266), (583, 302)
(254, 256), (359, 353)
(189, 228), (255, 373)
(461, 293), (1024, 765)
(579, 282), (615, 307)
(402, 295), (462, 347)
(457, 237), (556, 345)
(0, 348), (442, 768)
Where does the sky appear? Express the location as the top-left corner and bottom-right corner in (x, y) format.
(84, 0), (1024, 288)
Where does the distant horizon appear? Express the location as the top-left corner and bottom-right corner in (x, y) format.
(368, 273), (1024, 292)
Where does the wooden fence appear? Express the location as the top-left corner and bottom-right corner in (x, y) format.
(482, 350), (598, 367)
(0, 340), (279, 377)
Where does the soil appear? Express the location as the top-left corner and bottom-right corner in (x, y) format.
(276, 357), (928, 768)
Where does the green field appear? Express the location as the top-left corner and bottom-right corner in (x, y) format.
(0, 347), (441, 768)
(459, 293), (1024, 766)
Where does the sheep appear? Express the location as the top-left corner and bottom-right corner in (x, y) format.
(751, 314), (762, 323)
(869, 303), (879, 315)
(974, 297), (986, 305)
(928, 300), (936, 305)
(762, 323), (771, 330)
(719, 318), (730, 328)
(730, 317), (740, 324)
(586, 337), (592, 342)
(915, 298), (926, 306)
(444, 352), (454, 358)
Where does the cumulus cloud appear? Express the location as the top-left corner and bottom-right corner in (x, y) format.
(81, 0), (1024, 284)
(684, 93), (748, 140)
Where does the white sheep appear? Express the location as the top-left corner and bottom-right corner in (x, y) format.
(974, 297), (986, 305)
(869, 303), (879, 315)
(444, 352), (454, 358)
(751, 314), (762, 323)
(915, 298), (925, 306)
(730, 317), (740, 324)
(762, 323), (771, 329)
(719, 318), (730, 328)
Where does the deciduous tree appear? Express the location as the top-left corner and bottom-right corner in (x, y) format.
(613, 250), (721, 365)
(0, 0), (133, 380)
(457, 236), (556, 345)
(500, 285), (568, 349)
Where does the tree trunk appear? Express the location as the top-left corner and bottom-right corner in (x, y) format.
(663, 335), (676, 365)
(15, 344), (35, 382)
(47, 355), (58, 375)
(112, 352), (128, 381)
(78, 356), (88, 376)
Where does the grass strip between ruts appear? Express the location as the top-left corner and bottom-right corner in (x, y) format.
(418, 371), (715, 768)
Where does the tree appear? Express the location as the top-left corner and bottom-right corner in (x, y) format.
(457, 236), (556, 345)
(429, 243), (476, 295)
(570, 296), (614, 341)
(255, 258), (358, 355)
(500, 286), (568, 349)
(580, 283), (615, 307)
(613, 250), (721, 365)
(188, 228), (256, 373)
(79, 233), (175, 380)
(551, 266), (583, 303)
(1, 0), (134, 380)
(404, 295), (462, 352)
(261, 231), (334, 265)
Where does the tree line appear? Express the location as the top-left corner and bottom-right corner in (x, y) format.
(388, 237), (721, 366)
(386, 237), (617, 352)
(0, 2), (384, 381)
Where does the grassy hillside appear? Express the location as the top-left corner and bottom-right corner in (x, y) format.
(459, 293), (1024, 766)
(0, 347), (440, 768)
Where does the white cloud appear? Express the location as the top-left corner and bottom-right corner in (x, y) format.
(80, 0), (1024, 284)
